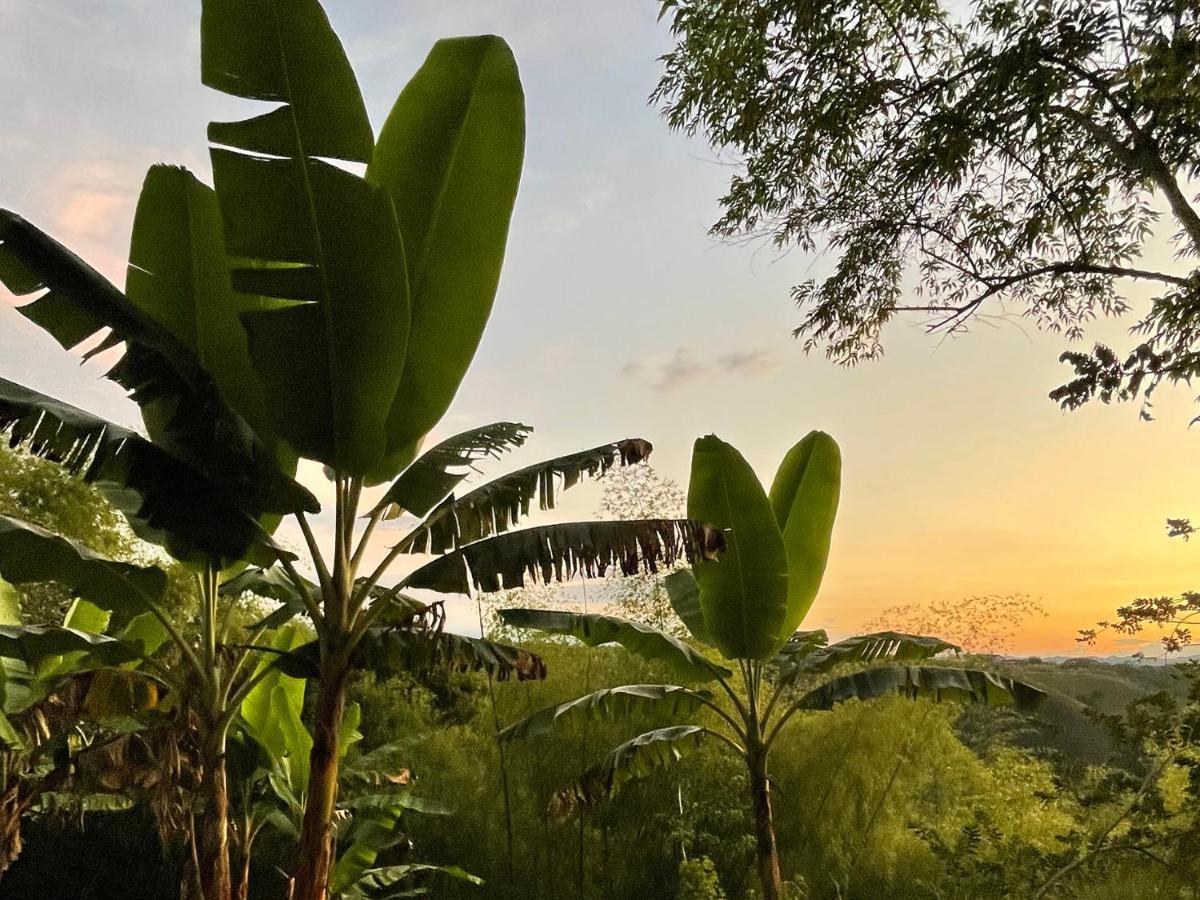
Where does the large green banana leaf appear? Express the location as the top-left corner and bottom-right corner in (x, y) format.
(397, 438), (654, 554)
(0, 515), (166, 618)
(370, 422), (532, 521)
(498, 684), (712, 744)
(0, 211), (312, 520)
(795, 665), (1047, 711)
(498, 609), (729, 682)
(240, 625), (312, 792)
(367, 36), (526, 478)
(202, 0), (410, 476)
(0, 626), (145, 672)
(687, 435), (789, 661)
(403, 519), (724, 595)
(125, 165), (287, 466)
(201, 0), (373, 163)
(0, 379), (299, 566)
(768, 431), (841, 636)
(551, 726), (713, 820)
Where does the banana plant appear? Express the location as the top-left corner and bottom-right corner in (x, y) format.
(0, 85), (330, 895)
(0, 4), (518, 895)
(194, 4), (532, 895)
(227, 625), (514, 899)
(498, 432), (1048, 900)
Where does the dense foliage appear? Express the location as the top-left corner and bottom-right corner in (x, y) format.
(5, 629), (1197, 899)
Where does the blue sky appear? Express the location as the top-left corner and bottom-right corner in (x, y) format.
(3, 0), (1199, 653)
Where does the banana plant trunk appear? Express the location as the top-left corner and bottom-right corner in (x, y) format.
(747, 743), (783, 900)
(197, 737), (232, 900)
(292, 655), (349, 900)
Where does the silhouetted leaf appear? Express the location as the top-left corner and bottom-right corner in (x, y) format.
(366, 35), (525, 476)
(370, 422), (532, 520)
(0, 379), (295, 566)
(403, 519), (724, 594)
(398, 439), (654, 554)
(203, 0), (411, 475)
(0, 209), (315, 519)
(795, 666), (1047, 711)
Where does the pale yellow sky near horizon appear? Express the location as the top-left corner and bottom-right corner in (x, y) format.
(2, 1), (1198, 657)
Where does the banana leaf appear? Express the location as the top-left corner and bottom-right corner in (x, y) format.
(687, 435), (789, 660)
(0, 209), (314, 520)
(403, 518), (724, 594)
(203, 0), (410, 475)
(370, 422), (532, 521)
(398, 439), (654, 554)
(795, 665), (1047, 711)
(498, 609), (728, 683)
(768, 431), (841, 637)
(498, 684), (712, 744)
(550, 726), (713, 819)
(366, 35), (525, 475)
(0, 378), (299, 566)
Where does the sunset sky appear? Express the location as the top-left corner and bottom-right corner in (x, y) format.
(2, 1), (1198, 656)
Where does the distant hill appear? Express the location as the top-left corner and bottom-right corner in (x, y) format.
(974, 657), (1193, 765)
(1001, 657), (1190, 713)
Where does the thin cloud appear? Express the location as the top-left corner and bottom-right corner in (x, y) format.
(624, 345), (782, 392)
(654, 348), (707, 390)
(717, 348), (781, 377)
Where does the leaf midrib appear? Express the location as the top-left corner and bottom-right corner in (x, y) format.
(268, 0), (344, 466)
(182, 175), (209, 372)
